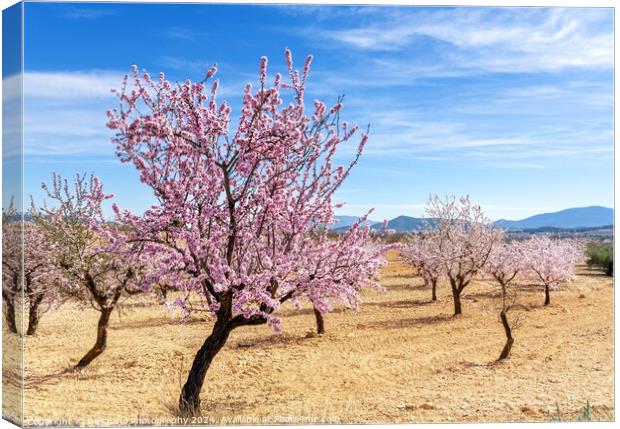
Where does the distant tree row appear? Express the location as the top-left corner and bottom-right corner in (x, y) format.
(403, 195), (584, 360)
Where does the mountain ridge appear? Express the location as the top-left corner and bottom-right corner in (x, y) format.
(333, 206), (613, 233)
(494, 206), (613, 230)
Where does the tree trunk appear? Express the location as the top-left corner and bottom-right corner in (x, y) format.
(498, 310), (514, 360)
(544, 284), (550, 306)
(159, 286), (168, 304)
(431, 279), (437, 302)
(75, 307), (113, 369)
(450, 282), (462, 315)
(313, 307), (325, 334)
(3, 298), (17, 334)
(26, 294), (44, 336)
(179, 316), (232, 417)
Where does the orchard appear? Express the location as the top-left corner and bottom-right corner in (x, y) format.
(2, 50), (601, 422)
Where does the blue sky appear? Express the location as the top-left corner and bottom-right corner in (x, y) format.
(11, 2), (615, 221)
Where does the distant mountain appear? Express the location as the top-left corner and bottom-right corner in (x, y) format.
(494, 206), (613, 231)
(329, 215), (378, 230)
(371, 215), (436, 233)
(330, 206), (614, 234)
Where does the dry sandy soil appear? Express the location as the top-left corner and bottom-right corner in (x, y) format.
(2, 250), (614, 425)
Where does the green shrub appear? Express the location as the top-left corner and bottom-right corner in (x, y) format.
(548, 401), (595, 422)
(586, 243), (613, 276)
(576, 400), (593, 422)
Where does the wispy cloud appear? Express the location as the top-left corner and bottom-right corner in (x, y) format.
(21, 71), (120, 155)
(3, 73), (22, 101)
(315, 7), (613, 74)
(158, 56), (215, 74)
(18, 63), (613, 168)
(20, 69), (244, 156)
(164, 28), (197, 41)
(24, 71), (123, 99)
(328, 99), (612, 171)
(2, 74), (22, 159)
(60, 6), (117, 20)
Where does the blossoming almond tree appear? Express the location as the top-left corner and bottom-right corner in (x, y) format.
(3, 201), (25, 334)
(302, 218), (388, 334)
(523, 235), (582, 306)
(2, 201), (62, 335)
(485, 240), (526, 360)
(39, 173), (142, 368)
(403, 230), (443, 302)
(107, 50), (387, 416)
(425, 195), (504, 316)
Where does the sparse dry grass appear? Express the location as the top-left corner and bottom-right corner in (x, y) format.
(2, 250), (614, 425)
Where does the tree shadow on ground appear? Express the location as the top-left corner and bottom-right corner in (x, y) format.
(576, 271), (610, 278)
(277, 306), (347, 318)
(455, 359), (509, 370)
(462, 290), (502, 300)
(23, 364), (100, 388)
(382, 273), (418, 280)
(109, 315), (209, 331)
(357, 314), (453, 331)
(198, 398), (257, 420)
(364, 298), (435, 309)
(383, 283), (429, 292)
(233, 332), (320, 351)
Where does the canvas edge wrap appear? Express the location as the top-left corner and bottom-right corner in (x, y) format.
(3, 1), (25, 427)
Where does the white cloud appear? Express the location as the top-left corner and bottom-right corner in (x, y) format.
(3, 73), (22, 101)
(60, 7), (117, 20)
(18, 69), (244, 156)
(20, 71), (121, 155)
(24, 71), (123, 99)
(3, 74), (23, 158)
(158, 56), (214, 73)
(16, 66), (613, 166)
(328, 100), (613, 171)
(165, 28), (197, 41)
(318, 7), (613, 73)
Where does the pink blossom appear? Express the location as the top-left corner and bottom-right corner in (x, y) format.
(521, 235), (582, 305)
(107, 50), (388, 414)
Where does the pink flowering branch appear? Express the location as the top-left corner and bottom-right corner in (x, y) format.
(107, 49), (385, 416)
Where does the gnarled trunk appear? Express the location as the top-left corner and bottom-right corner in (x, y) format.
(450, 281), (462, 315)
(179, 316), (232, 417)
(26, 294), (44, 336)
(3, 297), (17, 334)
(313, 306), (325, 334)
(544, 284), (550, 306)
(431, 279), (437, 302)
(498, 310), (514, 360)
(75, 307), (113, 369)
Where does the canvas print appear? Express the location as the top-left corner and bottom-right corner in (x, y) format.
(1, 1), (614, 426)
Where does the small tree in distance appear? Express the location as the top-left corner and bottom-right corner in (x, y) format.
(2, 200), (62, 335)
(523, 235), (582, 306)
(425, 195), (503, 316)
(403, 230), (443, 302)
(107, 49), (388, 416)
(39, 173), (142, 369)
(485, 240), (526, 360)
